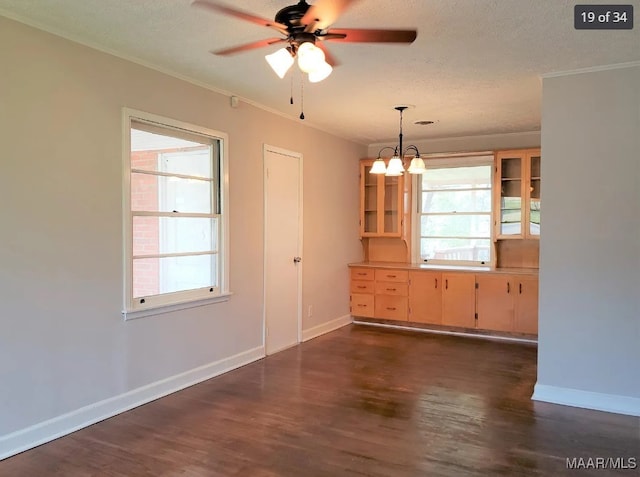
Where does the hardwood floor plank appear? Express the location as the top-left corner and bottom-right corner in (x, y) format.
(2, 325), (638, 476)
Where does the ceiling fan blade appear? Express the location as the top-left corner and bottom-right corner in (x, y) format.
(315, 42), (340, 67)
(302, 0), (361, 32)
(317, 33), (348, 41)
(211, 38), (286, 56)
(326, 28), (417, 43)
(192, 0), (288, 35)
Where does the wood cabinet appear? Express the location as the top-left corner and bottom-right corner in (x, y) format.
(349, 267), (374, 318)
(514, 276), (538, 334)
(359, 160), (404, 238)
(495, 149), (541, 240)
(408, 270), (442, 324)
(441, 272), (476, 329)
(373, 269), (408, 321)
(476, 274), (539, 334)
(476, 274), (515, 332)
(350, 265), (538, 336)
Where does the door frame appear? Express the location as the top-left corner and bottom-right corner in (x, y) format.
(262, 144), (303, 354)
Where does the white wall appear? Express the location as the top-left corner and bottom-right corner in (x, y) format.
(534, 64), (640, 416)
(0, 16), (364, 457)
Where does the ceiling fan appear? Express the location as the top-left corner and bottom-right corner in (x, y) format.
(192, 0), (417, 82)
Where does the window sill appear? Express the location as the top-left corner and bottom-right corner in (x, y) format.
(122, 292), (233, 321)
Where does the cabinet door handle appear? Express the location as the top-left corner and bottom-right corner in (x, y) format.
(386, 307), (397, 311)
(387, 274), (397, 278)
(507, 282), (511, 294)
(435, 278), (438, 289)
(357, 285), (367, 289)
(386, 288), (396, 292)
(519, 283), (523, 294)
(357, 272), (367, 276)
(357, 304), (367, 307)
(445, 279), (448, 290)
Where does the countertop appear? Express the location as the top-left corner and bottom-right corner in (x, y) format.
(348, 261), (538, 276)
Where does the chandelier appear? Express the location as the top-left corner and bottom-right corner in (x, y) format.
(371, 106), (426, 175)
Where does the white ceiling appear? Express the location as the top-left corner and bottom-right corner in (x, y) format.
(0, 0), (638, 145)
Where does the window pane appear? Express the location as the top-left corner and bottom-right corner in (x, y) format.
(421, 189), (491, 213)
(421, 214), (491, 238)
(422, 165), (491, 191)
(420, 238), (491, 262)
(133, 254), (218, 298)
(132, 217), (218, 256)
(131, 128), (213, 178)
(131, 173), (211, 214)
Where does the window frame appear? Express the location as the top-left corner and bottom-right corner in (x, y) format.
(412, 152), (495, 267)
(122, 108), (231, 320)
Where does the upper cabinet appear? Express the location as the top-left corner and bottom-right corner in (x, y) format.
(494, 149), (541, 239)
(360, 160), (404, 238)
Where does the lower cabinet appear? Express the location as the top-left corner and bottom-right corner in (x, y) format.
(441, 272), (476, 328)
(408, 270), (476, 328)
(476, 274), (515, 332)
(476, 274), (539, 334)
(408, 271), (442, 324)
(350, 266), (538, 336)
(374, 269), (408, 321)
(350, 267), (374, 317)
(514, 276), (538, 334)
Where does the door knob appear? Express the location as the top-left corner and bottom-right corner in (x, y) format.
(293, 257), (302, 263)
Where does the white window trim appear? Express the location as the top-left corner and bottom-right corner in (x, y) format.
(412, 153), (495, 267)
(121, 108), (230, 320)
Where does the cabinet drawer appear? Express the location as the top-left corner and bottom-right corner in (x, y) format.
(351, 280), (374, 294)
(375, 282), (408, 296)
(351, 294), (374, 317)
(374, 269), (408, 282)
(351, 268), (374, 281)
(375, 295), (408, 321)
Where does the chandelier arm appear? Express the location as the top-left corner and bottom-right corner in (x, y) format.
(403, 145), (421, 157)
(376, 146), (397, 159)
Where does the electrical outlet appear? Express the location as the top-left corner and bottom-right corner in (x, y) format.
(308, 305), (313, 317)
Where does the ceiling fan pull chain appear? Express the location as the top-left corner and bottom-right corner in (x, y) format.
(299, 76), (305, 120)
(290, 73), (294, 105)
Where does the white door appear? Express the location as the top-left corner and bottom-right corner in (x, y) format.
(264, 145), (302, 354)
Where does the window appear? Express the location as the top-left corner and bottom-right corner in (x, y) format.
(122, 109), (229, 319)
(415, 155), (493, 266)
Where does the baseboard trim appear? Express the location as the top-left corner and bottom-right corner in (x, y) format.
(0, 346), (265, 461)
(302, 314), (352, 342)
(353, 320), (538, 344)
(532, 383), (640, 417)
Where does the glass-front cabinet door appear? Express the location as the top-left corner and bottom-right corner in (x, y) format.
(498, 154), (523, 237)
(359, 160), (404, 238)
(528, 153), (541, 237)
(383, 175), (400, 234)
(362, 164), (378, 234)
(494, 149), (541, 239)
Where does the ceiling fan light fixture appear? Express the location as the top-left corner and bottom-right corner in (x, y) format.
(385, 156), (405, 176)
(408, 156), (426, 174)
(308, 61), (333, 83)
(370, 158), (387, 174)
(297, 41), (325, 73)
(265, 47), (294, 78)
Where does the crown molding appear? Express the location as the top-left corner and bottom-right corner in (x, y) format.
(541, 61), (640, 79)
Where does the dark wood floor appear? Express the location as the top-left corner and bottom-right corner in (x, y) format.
(2, 325), (638, 476)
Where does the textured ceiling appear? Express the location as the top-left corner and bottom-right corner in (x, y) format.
(0, 0), (638, 145)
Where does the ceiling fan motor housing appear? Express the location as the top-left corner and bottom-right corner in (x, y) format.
(275, 0), (312, 31)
